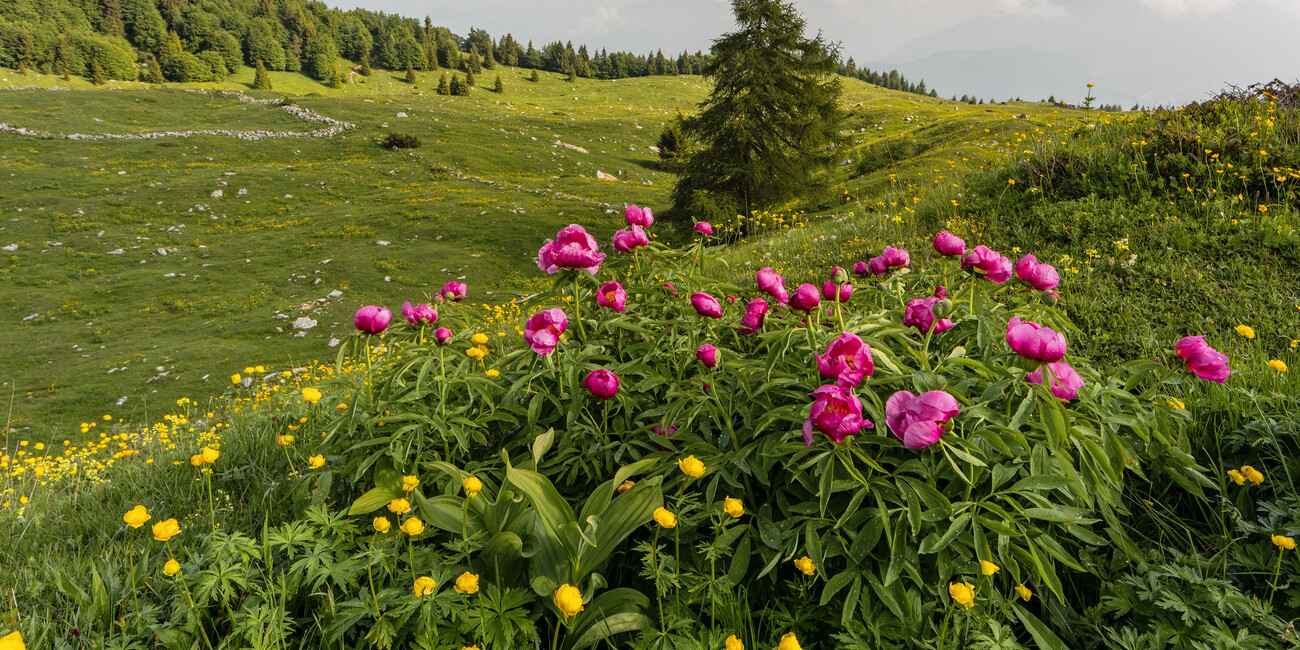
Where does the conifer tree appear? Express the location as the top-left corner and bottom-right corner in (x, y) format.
(145, 54), (165, 84)
(328, 66), (343, 89)
(90, 60), (108, 85)
(529, 69), (539, 82)
(405, 65), (416, 84)
(359, 50), (372, 76)
(17, 28), (36, 74)
(565, 65), (576, 83)
(437, 72), (450, 95)
(493, 74), (503, 93)
(465, 68), (475, 87)
(53, 35), (71, 80)
(449, 72), (463, 95)
(253, 59), (272, 90)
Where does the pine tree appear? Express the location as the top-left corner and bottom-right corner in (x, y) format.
(17, 27), (36, 73)
(493, 74), (503, 93)
(328, 67), (343, 89)
(565, 65), (576, 83)
(90, 60), (108, 85)
(671, 0), (845, 224)
(529, 69), (539, 82)
(359, 49), (372, 76)
(449, 73), (463, 95)
(465, 68), (475, 87)
(53, 35), (71, 80)
(145, 55), (164, 84)
(405, 65), (416, 84)
(253, 59), (272, 90)
(437, 72), (450, 95)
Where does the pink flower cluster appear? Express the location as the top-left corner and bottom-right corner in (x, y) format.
(539, 224), (606, 275)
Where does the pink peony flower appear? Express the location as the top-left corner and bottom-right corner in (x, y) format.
(790, 284), (821, 312)
(694, 222), (713, 235)
(401, 302), (437, 326)
(626, 205), (654, 228)
(584, 369), (619, 399)
(441, 282), (467, 302)
(885, 390), (959, 450)
(1006, 317), (1068, 363)
(853, 261), (869, 276)
(816, 332), (874, 388)
(538, 224), (606, 275)
(867, 247), (910, 276)
(354, 305), (392, 334)
(933, 231), (966, 257)
(696, 343), (718, 368)
(756, 267), (788, 304)
(597, 281), (627, 312)
(802, 385), (871, 446)
(434, 327), (452, 344)
(1175, 335), (1231, 383)
(653, 422), (679, 436)
(822, 281), (853, 303)
(691, 292), (723, 318)
(612, 225), (650, 253)
(1027, 361), (1085, 400)
(961, 246), (1013, 284)
(663, 282), (679, 297)
(903, 297), (954, 334)
(737, 298), (769, 335)
(1014, 254), (1061, 291)
(523, 309), (568, 355)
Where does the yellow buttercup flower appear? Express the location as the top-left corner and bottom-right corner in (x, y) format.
(1268, 359), (1287, 373)
(403, 475), (419, 492)
(472, 333), (490, 345)
(1015, 584), (1032, 601)
(1241, 465), (1265, 484)
(725, 635), (744, 650)
(723, 497), (745, 518)
(123, 505), (150, 529)
(0, 631), (25, 650)
(1290, 339), (1298, 349)
(190, 454), (205, 467)
(200, 446), (220, 463)
(617, 480), (636, 493)
(554, 583), (584, 617)
(777, 632), (802, 650)
(230, 374), (241, 385)
(463, 476), (483, 498)
(1164, 397), (1185, 410)
(244, 366), (255, 374)
(388, 498), (411, 515)
(454, 571), (480, 594)
(653, 507), (677, 529)
(163, 559), (181, 577)
(336, 403), (349, 411)
(949, 581), (975, 607)
(1235, 324), (1255, 339)
(486, 369), (500, 378)
(400, 517), (425, 536)
(373, 517), (391, 533)
(793, 556), (815, 576)
(302, 387), (322, 403)
(103, 414), (112, 421)
(413, 575), (437, 596)
(277, 435), (294, 446)
(980, 560), (999, 576)
(1227, 469), (1246, 485)
(152, 518), (181, 542)
(1273, 534), (1296, 550)
(308, 455), (325, 469)
(678, 455), (706, 478)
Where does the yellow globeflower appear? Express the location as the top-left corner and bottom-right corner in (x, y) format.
(189, 454), (205, 467)
(725, 635), (745, 650)
(1241, 465), (1265, 484)
(163, 559), (181, 577)
(454, 571), (480, 594)
(1273, 534), (1296, 550)
(302, 387), (322, 403)
(472, 333), (490, 345)
(1015, 584), (1032, 601)
(123, 505), (151, 529)
(402, 475), (419, 492)
(723, 497), (745, 519)
(413, 575), (437, 596)
(777, 632), (803, 650)
(653, 507), (677, 529)
(0, 631), (25, 650)
(1268, 359), (1288, 373)
(373, 517), (391, 533)
(388, 498), (411, 515)
(200, 447), (220, 463)
(1227, 469), (1246, 485)
(400, 517), (425, 536)
(336, 403), (349, 411)
(949, 581), (975, 607)
(793, 556), (815, 576)
(1164, 397), (1185, 410)
(277, 435), (294, 446)
(308, 455), (325, 469)
(1235, 324), (1255, 339)
(152, 518), (181, 542)
(486, 369), (500, 378)
(553, 583), (584, 617)
(1290, 339), (1298, 349)
(231, 374), (241, 385)
(980, 560), (1000, 576)
(617, 480), (636, 493)
(678, 455), (706, 478)
(463, 476), (483, 498)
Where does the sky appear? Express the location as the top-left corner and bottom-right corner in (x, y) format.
(334, 0), (1300, 105)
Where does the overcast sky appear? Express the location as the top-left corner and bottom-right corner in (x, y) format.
(335, 0), (1300, 104)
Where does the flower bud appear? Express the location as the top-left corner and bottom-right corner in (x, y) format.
(932, 298), (955, 319)
(1042, 290), (1059, 306)
(832, 266), (850, 284)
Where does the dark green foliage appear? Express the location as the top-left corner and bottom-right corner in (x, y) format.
(327, 66), (342, 89)
(252, 58), (271, 90)
(464, 68), (474, 87)
(302, 32), (337, 81)
(198, 50), (227, 81)
(436, 71), (449, 95)
(493, 74), (503, 93)
(244, 18), (285, 70)
(380, 131), (420, 149)
(379, 25), (423, 71)
(404, 64), (415, 84)
(528, 69), (539, 82)
(207, 29), (241, 75)
(466, 43), (481, 74)
(671, 0), (846, 223)
(119, 0), (164, 52)
(656, 118), (686, 163)
(359, 52), (372, 76)
(144, 53), (163, 83)
(88, 59), (106, 84)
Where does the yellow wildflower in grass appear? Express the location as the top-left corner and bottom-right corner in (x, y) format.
(472, 333), (490, 345)
(373, 517), (391, 533)
(163, 559), (181, 577)
(485, 369), (500, 378)
(1235, 324), (1255, 339)
(949, 581), (975, 607)
(123, 505), (151, 528)
(777, 632), (803, 650)
(981, 560), (1000, 576)
(1241, 465), (1265, 484)
(725, 635), (745, 650)
(400, 517), (425, 536)
(277, 435), (294, 446)
(1165, 397), (1185, 410)
(0, 631), (25, 650)
(103, 414), (113, 421)
(454, 571), (480, 594)
(793, 556), (815, 576)
(1227, 469), (1246, 485)
(189, 454), (205, 467)
(554, 583), (584, 617)
(152, 518), (181, 542)
(462, 647), (481, 650)
(678, 455), (706, 478)
(308, 455), (325, 469)
(402, 475), (419, 492)
(1015, 584), (1032, 601)
(302, 387), (322, 403)
(388, 498), (411, 515)
(724, 497), (745, 518)
(336, 403), (349, 411)
(617, 480), (636, 493)
(463, 476), (483, 498)
(413, 576), (437, 596)
(1268, 360), (1287, 373)
(1273, 534), (1296, 550)
(653, 507), (677, 529)
(231, 374), (241, 384)
(1291, 340), (1298, 349)
(200, 447), (219, 463)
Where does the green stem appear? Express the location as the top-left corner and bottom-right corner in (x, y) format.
(128, 528), (139, 621)
(365, 334), (374, 410)
(206, 470), (215, 533)
(1268, 548), (1284, 610)
(367, 538), (381, 616)
(652, 526), (664, 633)
(572, 274), (587, 342)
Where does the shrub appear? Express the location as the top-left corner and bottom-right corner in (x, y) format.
(380, 131), (421, 149)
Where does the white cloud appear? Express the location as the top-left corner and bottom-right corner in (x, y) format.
(995, 0), (1066, 16)
(577, 5), (626, 34)
(1138, 0), (1236, 14)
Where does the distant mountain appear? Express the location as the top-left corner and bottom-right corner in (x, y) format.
(863, 48), (1107, 105)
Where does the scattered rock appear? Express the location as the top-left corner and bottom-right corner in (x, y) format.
(211, 189), (223, 198)
(292, 317), (317, 330)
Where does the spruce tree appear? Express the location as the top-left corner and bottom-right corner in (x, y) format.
(90, 60), (108, 85)
(493, 74), (503, 93)
(564, 65), (576, 83)
(449, 73), (462, 95)
(671, 0), (845, 224)
(437, 72), (450, 95)
(465, 68), (475, 87)
(529, 69), (539, 82)
(405, 65), (416, 84)
(54, 35), (70, 80)
(328, 67), (343, 89)
(17, 28), (36, 73)
(253, 59), (272, 90)
(145, 55), (165, 84)
(359, 50), (372, 76)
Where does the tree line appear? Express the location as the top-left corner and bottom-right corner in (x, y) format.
(839, 57), (939, 98)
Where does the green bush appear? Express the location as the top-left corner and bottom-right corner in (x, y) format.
(380, 131), (421, 149)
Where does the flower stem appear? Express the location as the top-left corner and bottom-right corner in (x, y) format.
(1268, 548), (1284, 610)
(367, 538), (381, 616)
(572, 274), (587, 342)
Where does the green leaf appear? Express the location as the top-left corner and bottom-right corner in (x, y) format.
(1012, 604), (1071, 650)
(920, 512), (970, 554)
(347, 486), (401, 516)
(563, 588), (652, 650)
(819, 570), (856, 606)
